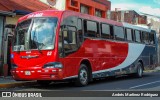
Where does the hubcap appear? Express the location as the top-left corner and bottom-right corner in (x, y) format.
(138, 66), (142, 77)
(79, 68), (88, 85)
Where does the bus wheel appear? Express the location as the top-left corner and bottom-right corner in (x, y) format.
(37, 80), (51, 86)
(75, 64), (89, 86)
(135, 62), (143, 78)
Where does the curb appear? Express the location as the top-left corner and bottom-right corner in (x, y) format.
(144, 68), (160, 73)
(0, 81), (37, 88)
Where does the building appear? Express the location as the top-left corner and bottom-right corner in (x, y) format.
(0, 11), (15, 76)
(40, 0), (111, 18)
(111, 10), (147, 25)
(145, 14), (160, 34)
(0, 0), (55, 76)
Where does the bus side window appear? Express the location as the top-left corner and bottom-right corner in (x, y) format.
(78, 19), (83, 44)
(142, 31), (149, 44)
(84, 20), (98, 38)
(150, 32), (155, 45)
(135, 30), (141, 43)
(110, 25), (114, 39)
(114, 26), (125, 41)
(59, 26), (78, 57)
(125, 28), (133, 41)
(101, 23), (110, 39)
(58, 29), (63, 57)
(63, 27), (78, 54)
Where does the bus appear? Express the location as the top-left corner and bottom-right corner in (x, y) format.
(11, 10), (157, 86)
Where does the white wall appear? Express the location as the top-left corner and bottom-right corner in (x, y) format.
(40, 0), (66, 10)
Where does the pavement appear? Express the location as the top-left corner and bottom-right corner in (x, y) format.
(0, 66), (160, 89)
(0, 76), (37, 89)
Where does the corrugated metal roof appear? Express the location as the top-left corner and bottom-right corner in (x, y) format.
(0, 0), (56, 15)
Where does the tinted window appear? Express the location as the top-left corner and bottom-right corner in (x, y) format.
(78, 19), (83, 44)
(13, 19), (32, 51)
(95, 9), (102, 17)
(126, 28), (133, 41)
(59, 27), (78, 57)
(150, 33), (155, 44)
(101, 24), (110, 39)
(142, 32), (149, 44)
(80, 4), (89, 14)
(135, 30), (141, 43)
(84, 20), (98, 37)
(114, 26), (124, 40)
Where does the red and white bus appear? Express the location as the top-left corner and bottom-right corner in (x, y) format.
(11, 10), (157, 86)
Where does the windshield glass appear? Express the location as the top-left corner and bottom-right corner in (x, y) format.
(13, 17), (58, 51)
(13, 19), (31, 51)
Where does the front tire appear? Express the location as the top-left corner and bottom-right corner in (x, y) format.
(75, 64), (89, 86)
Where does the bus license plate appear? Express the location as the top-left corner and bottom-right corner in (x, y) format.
(25, 71), (31, 75)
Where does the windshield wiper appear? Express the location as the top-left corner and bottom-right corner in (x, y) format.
(32, 24), (44, 54)
(32, 27), (42, 54)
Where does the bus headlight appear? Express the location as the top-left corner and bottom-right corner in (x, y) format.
(43, 62), (63, 69)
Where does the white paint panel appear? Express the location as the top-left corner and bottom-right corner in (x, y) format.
(40, 0), (66, 10)
(123, 22), (151, 32)
(93, 43), (146, 74)
(53, 0), (66, 10)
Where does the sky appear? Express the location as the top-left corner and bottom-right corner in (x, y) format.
(110, 0), (160, 17)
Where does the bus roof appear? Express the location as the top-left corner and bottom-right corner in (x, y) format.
(17, 10), (152, 33)
(62, 10), (151, 32)
(122, 22), (151, 32)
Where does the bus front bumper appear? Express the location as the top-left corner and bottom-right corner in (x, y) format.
(10, 68), (64, 81)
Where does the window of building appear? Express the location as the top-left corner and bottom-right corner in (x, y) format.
(114, 26), (125, 41)
(80, 4), (89, 14)
(101, 24), (110, 39)
(84, 20), (98, 37)
(126, 28), (133, 41)
(142, 32), (149, 44)
(71, 0), (78, 7)
(135, 30), (141, 43)
(95, 9), (102, 17)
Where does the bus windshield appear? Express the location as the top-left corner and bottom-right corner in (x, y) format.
(13, 17), (58, 51)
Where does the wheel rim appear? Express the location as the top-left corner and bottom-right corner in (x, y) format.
(138, 65), (142, 77)
(79, 68), (88, 85)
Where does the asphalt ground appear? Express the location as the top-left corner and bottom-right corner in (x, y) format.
(0, 70), (160, 100)
(0, 71), (160, 91)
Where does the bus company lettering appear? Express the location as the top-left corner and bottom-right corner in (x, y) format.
(28, 13), (43, 18)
